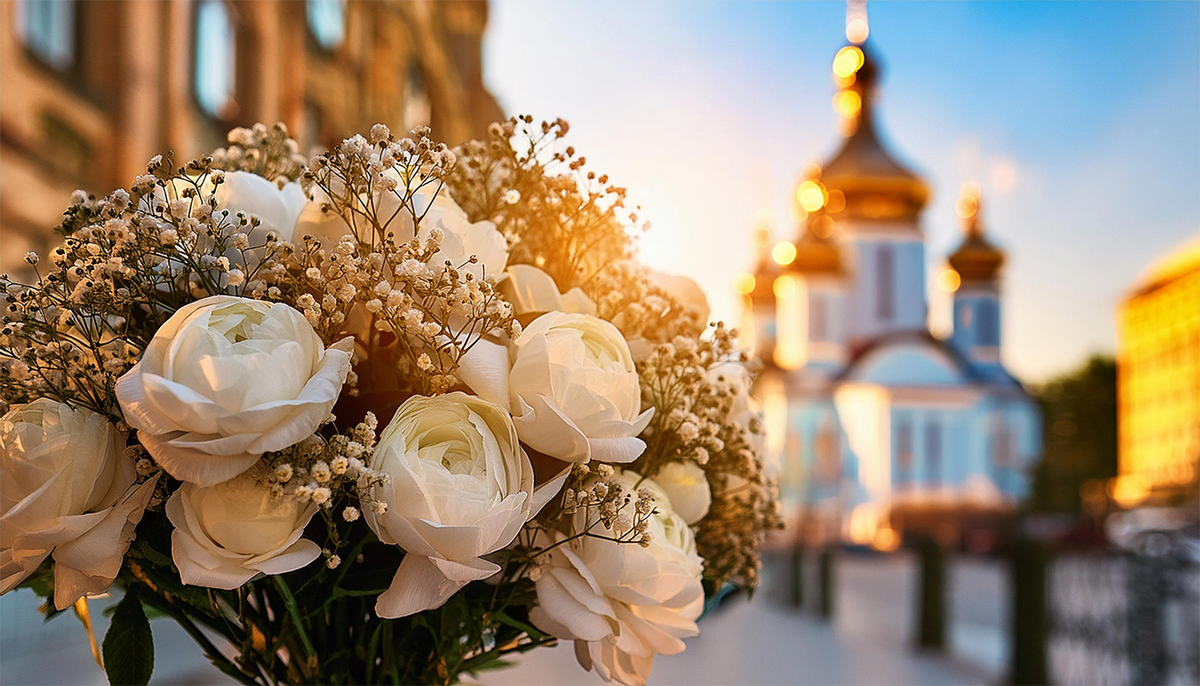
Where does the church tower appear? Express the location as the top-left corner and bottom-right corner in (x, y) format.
(948, 191), (1006, 370)
(744, 220), (782, 365)
(786, 207), (848, 378)
(816, 17), (931, 348)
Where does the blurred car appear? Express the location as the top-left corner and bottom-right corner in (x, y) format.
(1106, 507), (1200, 561)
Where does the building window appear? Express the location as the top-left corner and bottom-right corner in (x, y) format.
(307, 0), (346, 51)
(894, 419), (913, 484)
(992, 421), (1015, 468)
(403, 59), (432, 132)
(925, 420), (942, 485)
(815, 421), (841, 483)
(19, 0), (76, 70)
(194, 0), (237, 120)
(810, 294), (827, 342)
(978, 298), (999, 346)
(875, 245), (895, 322)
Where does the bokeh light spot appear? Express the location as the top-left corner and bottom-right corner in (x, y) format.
(772, 241), (797, 266)
(937, 268), (962, 293)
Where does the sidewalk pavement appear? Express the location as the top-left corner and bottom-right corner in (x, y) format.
(483, 555), (999, 686)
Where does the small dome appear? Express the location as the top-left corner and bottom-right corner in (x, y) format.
(948, 196), (1005, 283)
(748, 225), (782, 304)
(788, 210), (844, 275)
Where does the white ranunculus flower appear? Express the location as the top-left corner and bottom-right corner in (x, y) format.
(1, 399), (158, 609)
(648, 270), (710, 324)
(708, 362), (766, 461)
(499, 264), (596, 316)
(293, 179), (508, 281)
(652, 461), (711, 525)
(365, 392), (562, 618)
(460, 312), (653, 464)
(167, 469), (320, 589)
(209, 171), (307, 248)
(530, 470), (704, 686)
(149, 171), (307, 268)
(115, 295), (353, 487)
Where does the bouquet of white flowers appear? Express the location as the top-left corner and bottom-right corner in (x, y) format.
(0, 119), (781, 686)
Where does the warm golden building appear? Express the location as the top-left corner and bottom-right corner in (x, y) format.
(1117, 242), (1200, 503)
(0, 0), (502, 278)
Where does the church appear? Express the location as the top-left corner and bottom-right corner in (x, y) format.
(742, 15), (1042, 550)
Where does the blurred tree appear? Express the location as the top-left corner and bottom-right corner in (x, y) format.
(1026, 355), (1118, 513)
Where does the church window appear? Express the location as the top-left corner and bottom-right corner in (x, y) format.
(194, 0), (237, 120)
(18, 0), (76, 71)
(992, 421), (1015, 468)
(307, 0), (346, 51)
(815, 421), (841, 482)
(894, 419), (913, 484)
(978, 299), (999, 346)
(810, 294), (827, 341)
(875, 245), (895, 322)
(924, 420), (942, 484)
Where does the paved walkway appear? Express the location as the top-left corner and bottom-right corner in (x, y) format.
(0, 554), (1003, 685)
(483, 593), (993, 686)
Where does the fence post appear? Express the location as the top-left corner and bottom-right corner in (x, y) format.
(1009, 537), (1048, 686)
(1128, 555), (1169, 686)
(790, 540), (805, 609)
(818, 545), (835, 620)
(915, 536), (947, 651)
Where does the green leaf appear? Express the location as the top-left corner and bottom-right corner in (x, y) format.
(492, 610), (547, 640)
(102, 588), (155, 686)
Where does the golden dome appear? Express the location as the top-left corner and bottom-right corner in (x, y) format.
(948, 195), (1005, 283)
(788, 210), (844, 275)
(748, 224), (782, 304)
(820, 42), (930, 223)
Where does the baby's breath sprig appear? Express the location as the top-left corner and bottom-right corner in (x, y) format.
(212, 122), (309, 188)
(258, 412), (389, 563)
(632, 322), (782, 589)
(448, 116), (644, 292)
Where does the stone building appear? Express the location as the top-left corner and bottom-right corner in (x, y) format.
(0, 0), (503, 277)
(1116, 242), (1200, 505)
(742, 13), (1042, 549)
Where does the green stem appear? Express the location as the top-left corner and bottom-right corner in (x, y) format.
(273, 576), (317, 663)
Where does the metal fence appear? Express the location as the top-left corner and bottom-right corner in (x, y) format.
(1048, 552), (1200, 686)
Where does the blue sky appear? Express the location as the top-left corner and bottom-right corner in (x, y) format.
(483, 1), (1200, 382)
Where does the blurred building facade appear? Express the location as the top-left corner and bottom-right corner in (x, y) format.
(1115, 242), (1200, 504)
(0, 0), (502, 278)
(742, 13), (1041, 549)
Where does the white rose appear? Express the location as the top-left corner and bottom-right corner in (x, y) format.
(365, 392), (562, 618)
(460, 312), (653, 464)
(652, 461), (711, 525)
(293, 179), (507, 281)
(1, 399), (158, 609)
(115, 295), (353, 486)
(530, 470), (704, 686)
(166, 469), (319, 589)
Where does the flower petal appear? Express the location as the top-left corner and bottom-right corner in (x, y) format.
(375, 554), (467, 619)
